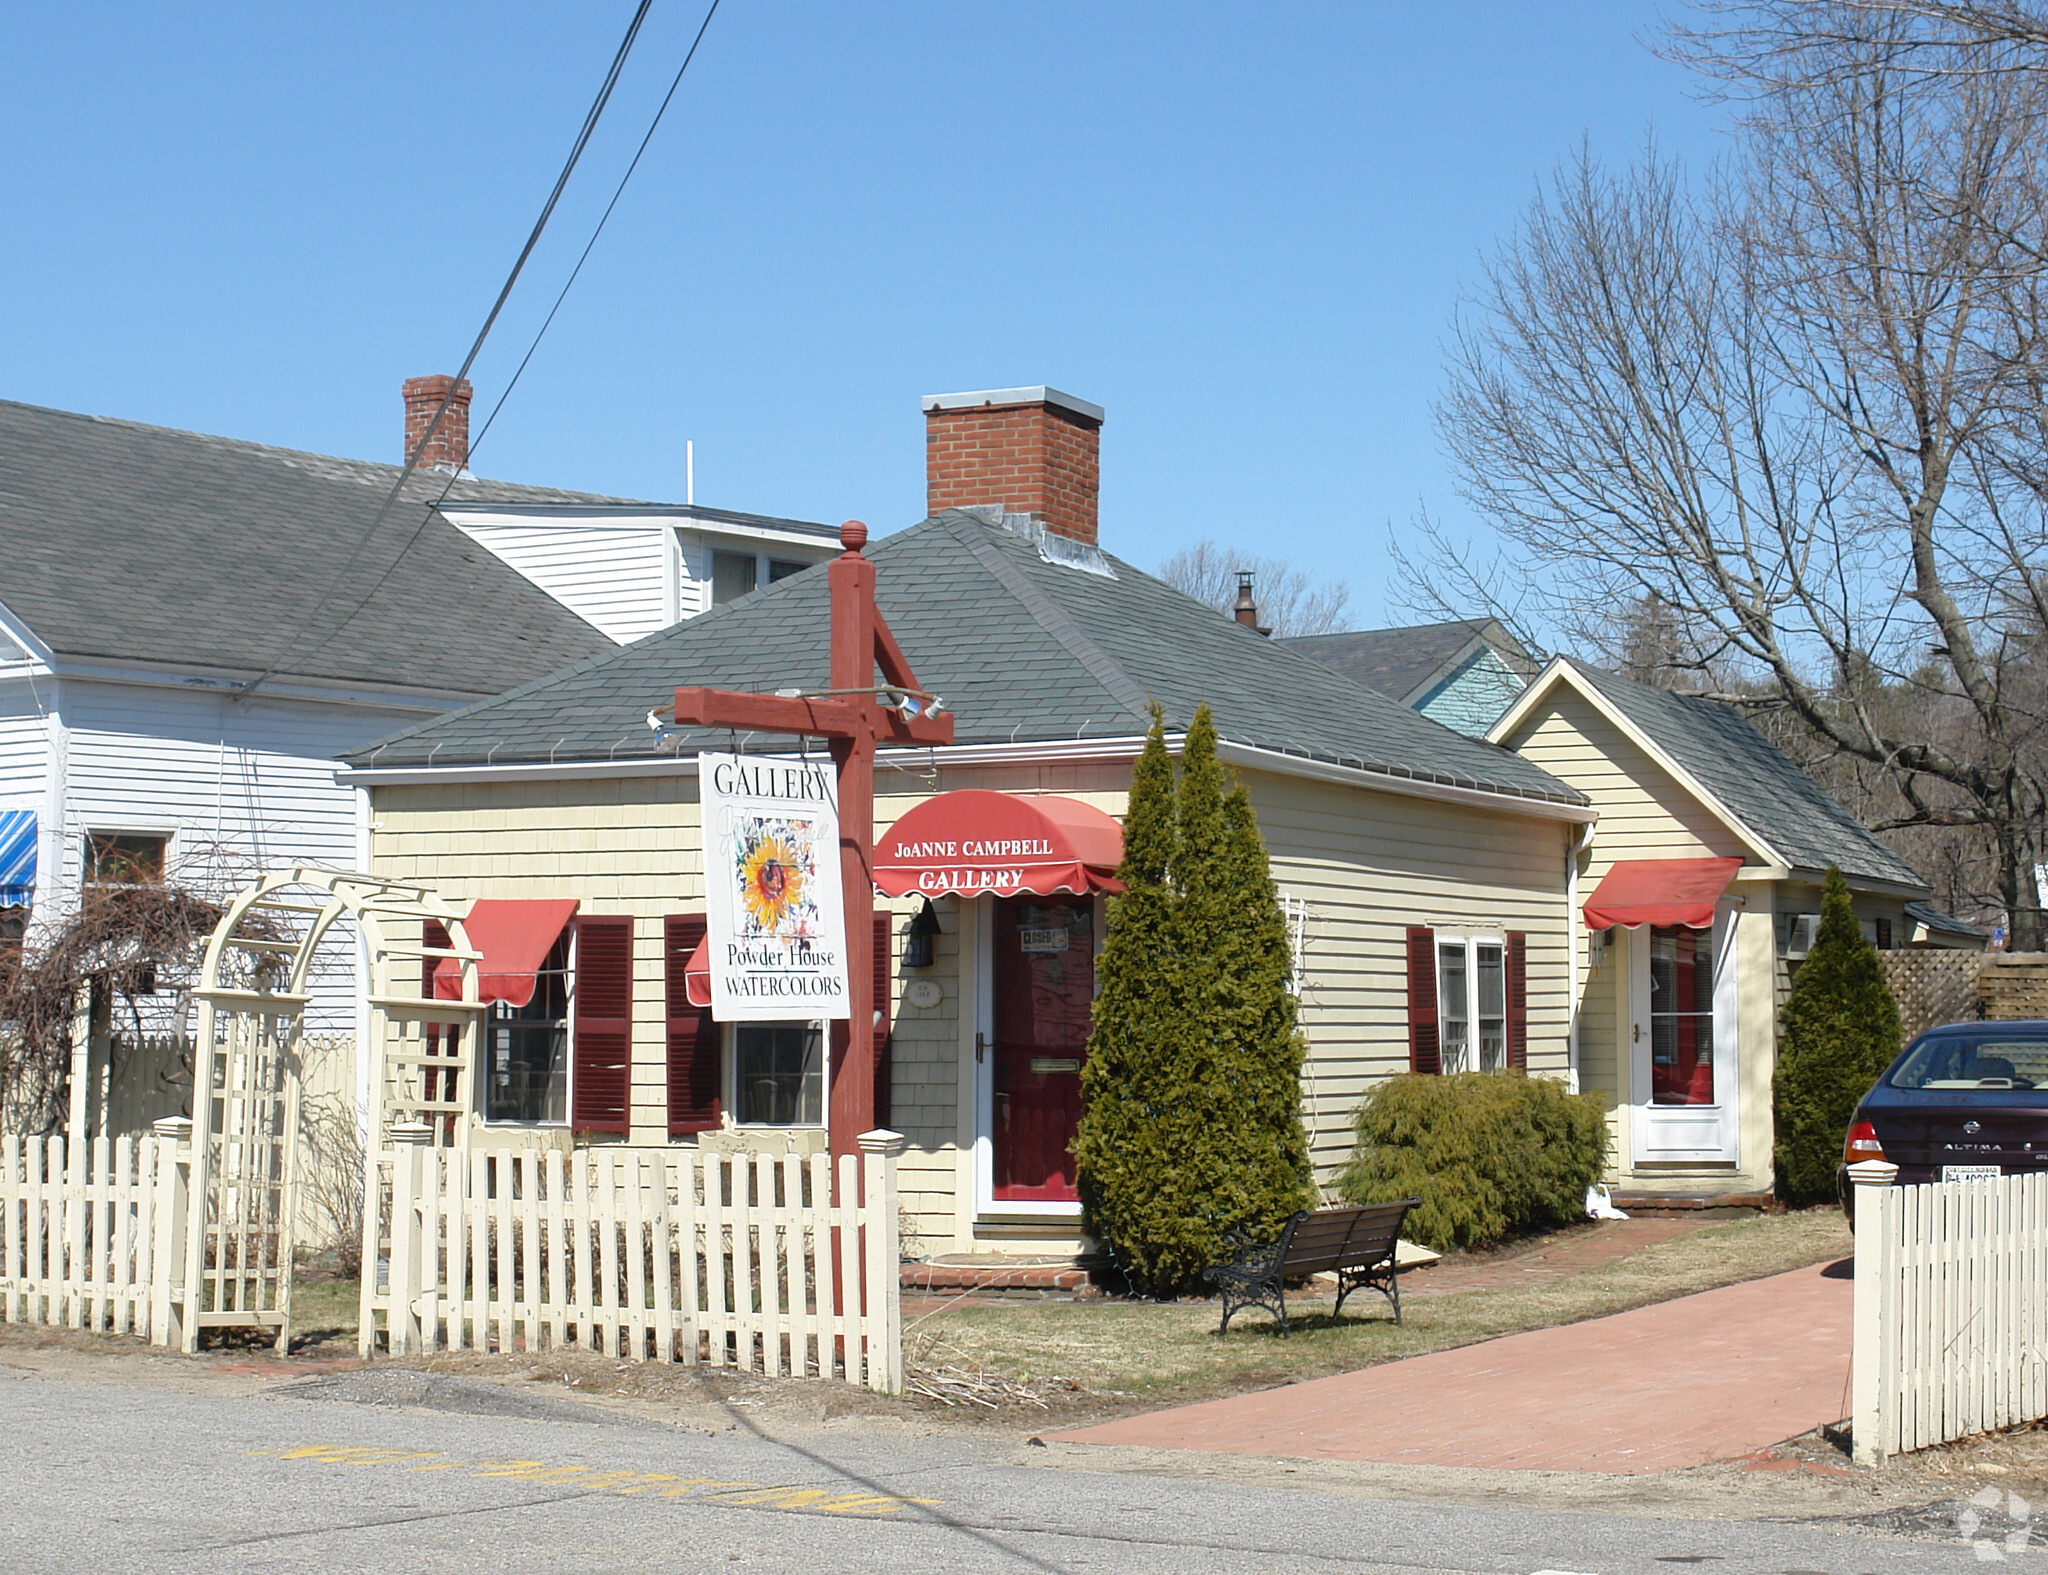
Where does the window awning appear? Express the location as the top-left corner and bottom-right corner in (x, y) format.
(0, 809), (35, 908)
(874, 791), (1125, 900)
(682, 932), (713, 1009)
(432, 898), (580, 1006)
(1582, 857), (1744, 931)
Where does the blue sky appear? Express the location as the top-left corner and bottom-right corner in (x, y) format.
(1, 3), (1723, 627)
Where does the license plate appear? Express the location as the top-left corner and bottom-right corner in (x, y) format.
(1943, 1165), (2002, 1182)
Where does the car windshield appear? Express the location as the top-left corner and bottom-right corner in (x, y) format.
(1888, 1035), (2048, 1090)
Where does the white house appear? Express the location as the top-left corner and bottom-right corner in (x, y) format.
(0, 382), (835, 1046)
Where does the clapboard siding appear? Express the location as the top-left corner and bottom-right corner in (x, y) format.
(367, 762), (1576, 1238)
(57, 680), (443, 1029)
(447, 519), (670, 643)
(1241, 766), (1571, 1177)
(0, 684), (49, 808)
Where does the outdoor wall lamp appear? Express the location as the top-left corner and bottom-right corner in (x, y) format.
(903, 897), (941, 969)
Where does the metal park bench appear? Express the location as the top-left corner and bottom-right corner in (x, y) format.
(1210, 1200), (1420, 1338)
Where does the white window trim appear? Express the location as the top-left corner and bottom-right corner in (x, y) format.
(81, 825), (175, 887)
(479, 925), (576, 1129)
(724, 1018), (829, 1130)
(1433, 929), (1508, 1076)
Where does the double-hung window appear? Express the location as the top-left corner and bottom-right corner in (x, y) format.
(482, 932), (572, 1124)
(1436, 935), (1507, 1074)
(1406, 924), (1528, 1075)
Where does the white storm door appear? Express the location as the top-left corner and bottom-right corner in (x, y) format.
(1626, 905), (1740, 1165)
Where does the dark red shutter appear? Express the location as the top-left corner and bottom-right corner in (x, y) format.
(571, 915), (633, 1134)
(1406, 925), (1440, 1076)
(872, 912), (894, 1130)
(665, 914), (721, 1135)
(1506, 930), (1529, 1071)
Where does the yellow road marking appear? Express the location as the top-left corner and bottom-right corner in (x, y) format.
(266, 1443), (937, 1518)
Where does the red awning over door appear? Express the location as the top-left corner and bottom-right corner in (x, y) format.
(873, 790), (1125, 899)
(1581, 857), (1744, 930)
(431, 898), (580, 1006)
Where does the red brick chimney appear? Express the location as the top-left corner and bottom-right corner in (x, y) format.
(402, 375), (473, 473)
(923, 386), (1103, 545)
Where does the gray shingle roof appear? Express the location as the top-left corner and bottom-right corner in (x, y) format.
(1565, 660), (1928, 890)
(1282, 618), (1533, 702)
(0, 397), (622, 694)
(343, 511), (1587, 809)
(1905, 900), (1989, 941)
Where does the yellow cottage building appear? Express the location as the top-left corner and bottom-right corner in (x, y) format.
(1489, 659), (1930, 1202)
(337, 389), (1600, 1255)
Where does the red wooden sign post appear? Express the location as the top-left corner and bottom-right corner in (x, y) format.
(672, 520), (954, 1182)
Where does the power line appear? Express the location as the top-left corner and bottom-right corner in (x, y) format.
(285, 0), (726, 679)
(243, 0), (657, 696)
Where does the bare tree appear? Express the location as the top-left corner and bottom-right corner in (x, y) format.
(1422, 12), (2048, 945)
(1157, 541), (1352, 637)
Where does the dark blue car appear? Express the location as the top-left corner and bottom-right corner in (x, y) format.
(1840, 1020), (2048, 1218)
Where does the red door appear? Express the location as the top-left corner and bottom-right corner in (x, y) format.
(992, 897), (1094, 1202)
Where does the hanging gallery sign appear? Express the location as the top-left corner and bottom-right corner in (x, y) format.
(699, 751), (849, 1022)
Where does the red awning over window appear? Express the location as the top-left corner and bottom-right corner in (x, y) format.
(681, 932), (712, 1009)
(432, 898), (580, 1006)
(874, 790), (1125, 900)
(1582, 857), (1744, 931)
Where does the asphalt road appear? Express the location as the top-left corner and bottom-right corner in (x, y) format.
(0, 1366), (2019, 1574)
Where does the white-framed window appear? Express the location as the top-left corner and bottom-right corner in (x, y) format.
(1436, 933), (1507, 1074)
(84, 829), (170, 887)
(728, 1020), (825, 1127)
(481, 931), (573, 1125)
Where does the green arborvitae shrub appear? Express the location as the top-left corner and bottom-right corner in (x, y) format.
(1773, 866), (1902, 1205)
(1075, 704), (1313, 1294)
(1336, 1072), (1609, 1251)
(1075, 707), (1186, 1290)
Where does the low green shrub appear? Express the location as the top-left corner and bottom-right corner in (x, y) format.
(1336, 1072), (1609, 1251)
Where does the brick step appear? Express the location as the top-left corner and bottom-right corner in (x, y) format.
(899, 1260), (1090, 1294)
(1610, 1189), (1775, 1218)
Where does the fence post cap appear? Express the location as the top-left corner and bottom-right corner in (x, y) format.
(390, 1120), (435, 1146)
(151, 1116), (193, 1141)
(856, 1128), (905, 1156)
(1847, 1158), (1900, 1186)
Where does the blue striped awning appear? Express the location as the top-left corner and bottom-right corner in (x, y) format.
(0, 810), (35, 907)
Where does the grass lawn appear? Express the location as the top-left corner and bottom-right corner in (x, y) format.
(908, 1209), (1850, 1417)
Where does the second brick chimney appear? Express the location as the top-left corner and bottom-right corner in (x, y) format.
(402, 375), (473, 473)
(923, 386), (1103, 544)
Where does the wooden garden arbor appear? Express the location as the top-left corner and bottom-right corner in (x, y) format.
(181, 866), (478, 1354)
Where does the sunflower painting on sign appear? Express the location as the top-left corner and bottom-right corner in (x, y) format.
(700, 751), (850, 1022)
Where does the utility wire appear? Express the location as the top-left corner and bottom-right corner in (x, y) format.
(284, 0), (725, 679)
(243, 0), (657, 696)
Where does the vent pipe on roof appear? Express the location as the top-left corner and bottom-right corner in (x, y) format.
(402, 375), (473, 474)
(1234, 570), (1272, 637)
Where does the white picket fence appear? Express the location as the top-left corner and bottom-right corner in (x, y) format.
(0, 1132), (182, 1339)
(371, 1130), (904, 1393)
(1849, 1162), (2048, 1464)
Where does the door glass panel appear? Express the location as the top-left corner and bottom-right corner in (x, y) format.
(1650, 925), (1715, 1106)
(992, 898), (1094, 1201)
(1438, 941), (1470, 1074)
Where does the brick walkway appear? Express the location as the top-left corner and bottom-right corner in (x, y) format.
(1049, 1260), (1853, 1474)
(1398, 1215), (1712, 1299)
